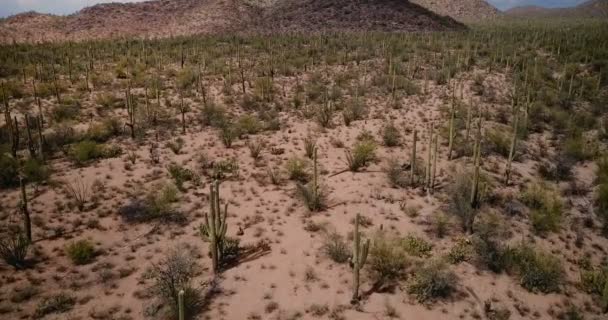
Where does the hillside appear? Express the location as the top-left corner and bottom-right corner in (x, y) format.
(256, 0), (465, 33)
(0, 0), (464, 43)
(506, 0), (608, 18)
(0, 0), (262, 43)
(410, 0), (499, 21)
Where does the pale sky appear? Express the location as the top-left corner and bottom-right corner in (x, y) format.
(0, 0), (590, 18)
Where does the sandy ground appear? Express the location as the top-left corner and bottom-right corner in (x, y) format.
(0, 54), (606, 320)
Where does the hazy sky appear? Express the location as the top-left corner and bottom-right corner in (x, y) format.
(0, 0), (590, 18)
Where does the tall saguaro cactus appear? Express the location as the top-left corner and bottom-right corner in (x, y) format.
(470, 117), (483, 209)
(425, 123), (434, 190)
(351, 213), (370, 304)
(200, 180), (228, 274)
(125, 82), (136, 139)
(410, 129), (417, 185)
(20, 177), (32, 243)
(505, 109), (519, 185)
(178, 289), (185, 320)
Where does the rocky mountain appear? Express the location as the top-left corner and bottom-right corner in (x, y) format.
(409, 0), (500, 21)
(255, 0), (464, 33)
(505, 0), (608, 19)
(0, 0), (464, 43)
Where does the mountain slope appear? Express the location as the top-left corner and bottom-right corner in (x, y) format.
(506, 0), (608, 18)
(0, 0), (465, 43)
(0, 0), (262, 43)
(255, 0), (465, 33)
(409, 0), (499, 21)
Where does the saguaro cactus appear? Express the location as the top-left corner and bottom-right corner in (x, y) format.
(351, 213), (370, 304)
(125, 83), (136, 139)
(20, 177), (32, 243)
(178, 289), (185, 320)
(410, 129), (417, 185)
(200, 180), (228, 273)
(447, 96), (456, 160)
(425, 123), (434, 190)
(505, 109), (519, 185)
(470, 118), (483, 209)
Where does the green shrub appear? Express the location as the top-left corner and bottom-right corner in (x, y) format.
(65, 239), (96, 265)
(210, 158), (240, 180)
(346, 139), (376, 172)
(296, 182), (327, 212)
(509, 244), (564, 293)
(34, 293), (75, 318)
(22, 158), (50, 184)
(219, 122), (239, 148)
(237, 115), (262, 135)
(580, 265), (608, 312)
(201, 103), (227, 127)
(485, 128), (511, 157)
(402, 234), (432, 258)
(447, 238), (473, 264)
(51, 100), (81, 122)
(407, 259), (457, 303)
(0, 153), (19, 188)
(286, 157), (309, 182)
(70, 140), (102, 164)
(368, 232), (407, 284)
(521, 183), (563, 234)
(382, 122), (401, 147)
(562, 134), (595, 162)
(167, 163), (198, 190)
(322, 231), (349, 264)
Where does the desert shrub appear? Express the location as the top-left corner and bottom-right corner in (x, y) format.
(166, 137), (185, 154)
(219, 122), (239, 148)
(70, 140), (102, 164)
(303, 136), (316, 159)
(316, 102), (334, 128)
(34, 293), (75, 318)
(210, 158), (240, 180)
(538, 152), (576, 182)
(177, 67), (197, 90)
(385, 158), (409, 188)
(447, 170), (477, 233)
(147, 247), (202, 320)
(296, 182), (327, 212)
(402, 234), (433, 258)
(237, 114), (262, 135)
(447, 238), (473, 264)
(472, 212), (510, 272)
(521, 183), (563, 234)
(433, 212), (450, 238)
(10, 285), (39, 303)
(65, 178), (90, 211)
(51, 100), (80, 122)
(267, 167), (283, 185)
(509, 244), (564, 293)
(368, 232), (407, 284)
(167, 163), (198, 190)
(322, 231), (349, 264)
(119, 183), (181, 223)
(346, 139), (376, 172)
(286, 157), (309, 182)
(407, 259), (457, 303)
(0, 153), (19, 188)
(382, 122), (401, 147)
(22, 158), (50, 185)
(580, 265), (608, 312)
(65, 239), (95, 265)
(247, 139), (264, 160)
(485, 128), (511, 157)
(201, 103), (227, 127)
(0, 231), (30, 269)
(562, 134), (595, 162)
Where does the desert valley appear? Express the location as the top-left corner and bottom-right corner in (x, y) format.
(0, 0), (608, 320)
